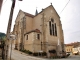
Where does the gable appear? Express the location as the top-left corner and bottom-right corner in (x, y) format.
(34, 5), (60, 18)
(15, 10), (25, 22)
(42, 5), (60, 19)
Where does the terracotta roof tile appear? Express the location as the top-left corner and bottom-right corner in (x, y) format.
(24, 12), (34, 18)
(24, 29), (41, 35)
(65, 42), (80, 47)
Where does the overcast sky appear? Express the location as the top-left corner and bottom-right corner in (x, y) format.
(0, 0), (80, 44)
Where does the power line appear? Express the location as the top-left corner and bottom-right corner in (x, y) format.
(60, 0), (70, 15)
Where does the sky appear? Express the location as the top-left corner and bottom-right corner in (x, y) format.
(0, 0), (80, 44)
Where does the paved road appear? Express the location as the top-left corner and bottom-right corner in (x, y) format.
(9, 49), (45, 60)
(9, 49), (80, 60)
(8, 44), (45, 60)
(8, 44), (80, 60)
(50, 55), (80, 60)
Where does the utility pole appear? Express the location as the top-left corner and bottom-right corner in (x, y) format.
(4, 0), (16, 60)
(0, 0), (3, 13)
(4, 0), (22, 60)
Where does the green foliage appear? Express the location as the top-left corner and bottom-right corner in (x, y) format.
(0, 32), (6, 41)
(49, 50), (56, 53)
(33, 52), (47, 56)
(21, 49), (33, 55)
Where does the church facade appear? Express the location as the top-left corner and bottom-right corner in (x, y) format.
(13, 4), (64, 56)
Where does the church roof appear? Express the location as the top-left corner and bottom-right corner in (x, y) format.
(65, 42), (80, 47)
(34, 4), (60, 18)
(24, 29), (41, 35)
(23, 12), (35, 18)
(35, 9), (38, 15)
(18, 4), (59, 18)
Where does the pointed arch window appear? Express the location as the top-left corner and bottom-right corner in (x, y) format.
(49, 18), (57, 36)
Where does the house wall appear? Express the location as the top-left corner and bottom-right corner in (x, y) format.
(72, 47), (80, 55)
(24, 32), (42, 52)
(13, 10), (25, 50)
(65, 45), (73, 53)
(25, 16), (33, 32)
(33, 32), (42, 52)
(24, 32), (34, 52)
(72, 47), (78, 55)
(78, 47), (80, 52)
(78, 47), (80, 55)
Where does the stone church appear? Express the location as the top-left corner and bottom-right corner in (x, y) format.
(13, 4), (64, 56)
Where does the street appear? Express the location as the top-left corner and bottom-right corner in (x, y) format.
(50, 55), (80, 60)
(8, 45), (80, 60)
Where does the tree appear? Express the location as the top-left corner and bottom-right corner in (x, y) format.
(0, 32), (6, 41)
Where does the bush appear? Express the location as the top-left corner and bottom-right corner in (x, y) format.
(33, 52), (47, 56)
(49, 50), (56, 53)
(42, 52), (47, 56)
(20, 49), (33, 55)
(33, 52), (38, 56)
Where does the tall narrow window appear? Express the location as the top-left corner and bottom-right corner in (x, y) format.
(49, 18), (57, 36)
(37, 34), (40, 40)
(49, 21), (52, 35)
(26, 35), (28, 40)
(52, 24), (54, 35)
(55, 23), (57, 36)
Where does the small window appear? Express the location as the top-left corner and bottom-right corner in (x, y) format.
(37, 34), (40, 40)
(26, 35), (28, 40)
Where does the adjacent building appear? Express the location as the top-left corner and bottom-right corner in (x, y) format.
(65, 42), (80, 55)
(65, 44), (73, 55)
(13, 4), (64, 56)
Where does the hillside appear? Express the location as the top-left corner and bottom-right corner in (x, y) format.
(0, 32), (6, 40)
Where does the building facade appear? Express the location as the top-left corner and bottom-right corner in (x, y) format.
(13, 4), (64, 56)
(65, 42), (80, 55)
(65, 44), (73, 55)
